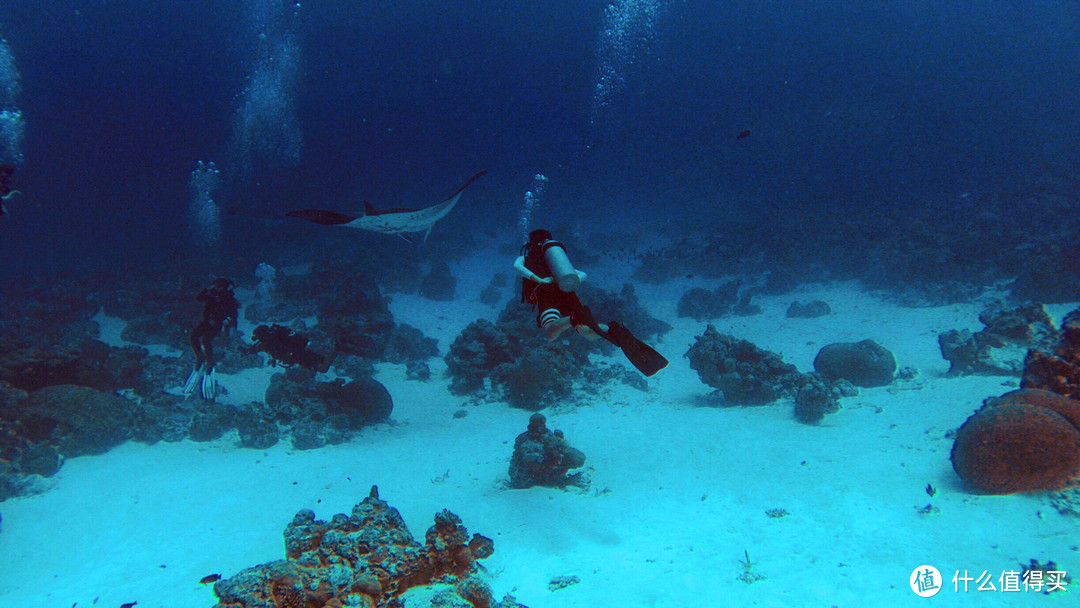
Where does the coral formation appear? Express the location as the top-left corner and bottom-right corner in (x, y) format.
(264, 374), (393, 450)
(676, 281), (742, 320)
(587, 284), (672, 340)
(16, 384), (139, 457)
(955, 335), (1080, 494)
(813, 339), (896, 388)
(1022, 307), (1080, 400)
(308, 266), (397, 360)
(490, 348), (586, 411)
(0, 339), (149, 393)
(984, 388), (1080, 430)
(939, 303), (1059, 376)
(508, 414), (587, 489)
(951, 401), (1080, 494)
(685, 325), (808, 405)
(785, 300), (831, 318)
(444, 320), (524, 395)
(213, 486), (516, 608)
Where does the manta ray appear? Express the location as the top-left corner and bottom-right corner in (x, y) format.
(286, 170), (488, 241)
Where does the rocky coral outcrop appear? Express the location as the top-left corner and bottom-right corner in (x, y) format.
(17, 384), (140, 457)
(490, 346), (589, 411)
(0, 339), (148, 392)
(587, 284), (672, 341)
(508, 414), (586, 489)
(264, 373), (393, 450)
(446, 283), (670, 405)
(792, 376), (857, 424)
(939, 303), (1059, 376)
(213, 486), (515, 608)
(444, 320), (525, 395)
(813, 339), (896, 388)
(1021, 307), (1080, 400)
(676, 281), (743, 321)
(785, 300), (831, 319)
(685, 325), (808, 405)
(383, 323), (439, 365)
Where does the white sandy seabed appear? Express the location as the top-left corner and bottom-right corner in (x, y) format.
(0, 259), (1077, 608)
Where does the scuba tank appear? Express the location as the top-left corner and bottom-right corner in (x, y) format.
(543, 241), (580, 292)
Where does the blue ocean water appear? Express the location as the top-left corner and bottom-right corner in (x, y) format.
(1, 3), (1079, 607)
(0, 0), (1076, 281)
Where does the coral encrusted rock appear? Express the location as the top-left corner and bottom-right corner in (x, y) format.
(508, 413), (586, 489)
(1021, 307), (1080, 401)
(214, 486), (501, 608)
(940, 302), (1059, 376)
(684, 325), (808, 405)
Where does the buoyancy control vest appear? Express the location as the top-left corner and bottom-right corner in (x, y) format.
(519, 239), (564, 304)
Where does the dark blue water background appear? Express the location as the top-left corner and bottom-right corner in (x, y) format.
(0, 0), (1077, 280)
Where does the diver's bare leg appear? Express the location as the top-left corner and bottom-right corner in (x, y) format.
(545, 316), (573, 341)
(575, 322), (609, 341)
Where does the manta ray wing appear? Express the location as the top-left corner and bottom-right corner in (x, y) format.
(288, 171), (488, 240)
(285, 209), (360, 226)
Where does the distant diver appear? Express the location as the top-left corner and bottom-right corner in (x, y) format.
(514, 229), (668, 376)
(0, 164), (20, 216)
(286, 170), (488, 241)
(183, 278), (240, 399)
(244, 324), (337, 373)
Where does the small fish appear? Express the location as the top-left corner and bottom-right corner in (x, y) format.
(736, 129), (752, 139)
(200, 574), (222, 585)
(120, 603), (137, 608)
(925, 483), (936, 497)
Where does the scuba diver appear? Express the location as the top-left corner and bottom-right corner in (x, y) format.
(514, 229), (668, 376)
(244, 324), (337, 373)
(183, 277), (240, 399)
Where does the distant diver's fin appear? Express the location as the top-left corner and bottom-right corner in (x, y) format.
(579, 306), (669, 377)
(182, 368), (203, 394)
(201, 368), (217, 400)
(285, 209), (358, 226)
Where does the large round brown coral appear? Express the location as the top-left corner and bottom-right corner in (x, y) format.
(984, 388), (1080, 430)
(951, 403), (1080, 494)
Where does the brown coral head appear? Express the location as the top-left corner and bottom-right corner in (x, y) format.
(952, 403), (1080, 494)
(527, 413), (547, 434)
(984, 388), (1080, 430)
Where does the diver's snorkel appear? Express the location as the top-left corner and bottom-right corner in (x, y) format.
(543, 240), (581, 292)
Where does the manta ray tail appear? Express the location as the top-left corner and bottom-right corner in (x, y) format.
(286, 209), (358, 226)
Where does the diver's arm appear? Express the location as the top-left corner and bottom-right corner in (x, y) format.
(513, 255), (552, 284)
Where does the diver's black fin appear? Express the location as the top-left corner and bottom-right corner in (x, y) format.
(579, 306), (668, 377)
(605, 322), (668, 376)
